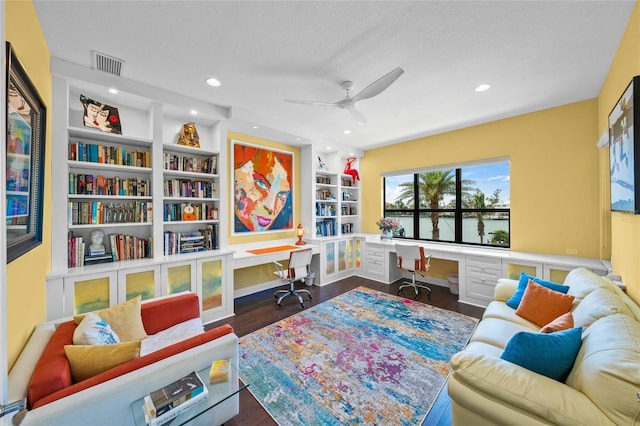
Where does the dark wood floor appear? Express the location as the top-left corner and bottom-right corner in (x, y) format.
(206, 275), (485, 426)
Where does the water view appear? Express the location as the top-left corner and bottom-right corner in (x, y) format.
(390, 216), (509, 245)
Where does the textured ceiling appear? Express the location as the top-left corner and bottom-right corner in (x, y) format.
(33, 1), (635, 151)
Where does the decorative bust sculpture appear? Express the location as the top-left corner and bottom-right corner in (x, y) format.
(89, 229), (106, 256)
(178, 122), (200, 148)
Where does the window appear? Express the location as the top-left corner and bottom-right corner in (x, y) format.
(383, 160), (510, 247)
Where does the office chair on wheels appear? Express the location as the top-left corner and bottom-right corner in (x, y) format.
(273, 248), (314, 309)
(395, 243), (432, 300)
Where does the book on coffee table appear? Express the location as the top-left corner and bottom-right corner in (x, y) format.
(143, 371), (208, 426)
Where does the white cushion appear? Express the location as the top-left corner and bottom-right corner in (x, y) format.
(470, 317), (537, 349)
(73, 312), (120, 345)
(566, 314), (640, 426)
(450, 351), (614, 426)
(564, 268), (614, 300)
(482, 301), (542, 328)
(571, 288), (632, 329)
(140, 318), (204, 357)
(493, 278), (518, 302)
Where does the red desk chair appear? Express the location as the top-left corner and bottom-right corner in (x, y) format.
(395, 243), (432, 300)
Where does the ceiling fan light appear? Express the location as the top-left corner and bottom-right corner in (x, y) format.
(206, 77), (221, 87)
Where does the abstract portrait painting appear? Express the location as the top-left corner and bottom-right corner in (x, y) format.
(232, 140), (293, 234)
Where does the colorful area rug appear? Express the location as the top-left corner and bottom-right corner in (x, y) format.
(246, 245), (300, 255)
(239, 286), (478, 425)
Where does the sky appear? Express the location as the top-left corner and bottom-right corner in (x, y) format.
(384, 161), (511, 206)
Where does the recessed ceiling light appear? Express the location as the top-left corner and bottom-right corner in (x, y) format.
(475, 84), (491, 92)
(108, 88), (118, 94)
(190, 110), (198, 115)
(206, 77), (221, 87)
(349, 152), (354, 156)
(296, 137), (301, 141)
(343, 130), (352, 134)
(253, 125), (258, 129)
(326, 146), (332, 150)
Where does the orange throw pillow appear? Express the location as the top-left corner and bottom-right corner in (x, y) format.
(516, 280), (575, 327)
(540, 312), (574, 333)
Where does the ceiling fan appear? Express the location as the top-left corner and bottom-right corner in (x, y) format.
(284, 67), (404, 125)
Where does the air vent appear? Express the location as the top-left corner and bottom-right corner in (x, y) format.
(92, 51), (125, 76)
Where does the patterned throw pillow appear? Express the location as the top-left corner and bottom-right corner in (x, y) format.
(73, 312), (120, 345)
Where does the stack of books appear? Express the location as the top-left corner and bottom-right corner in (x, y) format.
(142, 371), (208, 426)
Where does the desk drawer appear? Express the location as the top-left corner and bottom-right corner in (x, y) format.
(466, 265), (502, 282)
(366, 259), (384, 277)
(466, 255), (502, 269)
(466, 276), (496, 302)
(366, 249), (385, 260)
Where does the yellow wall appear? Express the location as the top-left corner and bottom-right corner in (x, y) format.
(362, 99), (601, 258)
(598, 2), (640, 302)
(5, 0), (52, 368)
(226, 131), (300, 290)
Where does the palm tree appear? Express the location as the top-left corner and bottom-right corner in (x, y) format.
(467, 189), (502, 244)
(396, 170), (463, 240)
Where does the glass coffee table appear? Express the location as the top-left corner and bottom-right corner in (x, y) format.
(130, 362), (248, 426)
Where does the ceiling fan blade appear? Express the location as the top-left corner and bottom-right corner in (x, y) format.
(352, 67), (404, 102)
(350, 109), (367, 125)
(284, 99), (339, 107)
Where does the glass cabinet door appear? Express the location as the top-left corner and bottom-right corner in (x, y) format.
(65, 271), (118, 316)
(198, 258), (224, 313)
(117, 266), (160, 303)
(163, 260), (197, 295)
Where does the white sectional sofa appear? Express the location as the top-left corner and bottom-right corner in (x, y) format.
(448, 268), (640, 426)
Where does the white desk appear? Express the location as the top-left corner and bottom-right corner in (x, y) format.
(357, 234), (610, 307)
(231, 240), (320, 269)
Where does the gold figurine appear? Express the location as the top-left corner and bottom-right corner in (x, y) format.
(178, 122), (200, 148)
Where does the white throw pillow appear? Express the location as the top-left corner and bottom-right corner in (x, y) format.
(73, 312), (120, 345)
(571, 288), (632, 329)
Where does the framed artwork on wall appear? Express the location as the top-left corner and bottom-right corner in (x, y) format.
(231, 140), (293, 234)
(609, 75), (640, 214)
(6, 42), (46, 262)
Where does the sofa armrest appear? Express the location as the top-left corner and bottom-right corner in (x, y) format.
(8, 323), (56, 402)
(449, 351), (614, 425)
(493, 278), (518, 302)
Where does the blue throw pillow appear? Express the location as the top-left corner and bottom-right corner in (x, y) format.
(500, 327), (582, 382)
(505, 272), (569, 309)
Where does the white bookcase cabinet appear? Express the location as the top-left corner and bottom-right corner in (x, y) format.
(48, 64), (233, 323)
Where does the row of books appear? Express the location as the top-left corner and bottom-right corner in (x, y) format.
(109, 233), (153, 261)
(68, 235), (86, 267)
(316, 218), (337, 237)
(163, 153), (217, 174)
(68, 201), (153, 225)
(316, 202), (336, 217)
(69, 141), (151, 168)
(163, 179), (217, 199)
(67, 232), (153, 267)
(69, 174), (151, 197)
(143, 371), (208, 426)
(341, 223), (355, 234)
(163, 203), (218, 222)
(316, 188), (336, 201)
(341, 204), (357, 215)
(163, 227), (218, 255)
